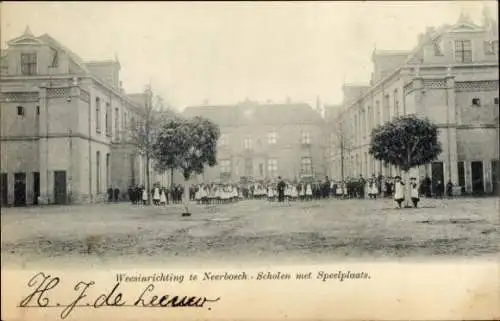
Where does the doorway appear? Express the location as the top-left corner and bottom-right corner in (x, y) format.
(0, 173), (7, 206)
(33, 172), (40, 205)
(470, 161), (484, 195)
(54, 171), (67, 204)
(431, 161), (444, 195)
(14, 172), (26, 206)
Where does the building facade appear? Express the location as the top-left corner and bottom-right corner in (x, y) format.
(0, 27), (155, 206)
(182, 100), (328, 184)
(326, 12), (499, 194)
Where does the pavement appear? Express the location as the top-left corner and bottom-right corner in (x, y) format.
(1, 197), (499, 268)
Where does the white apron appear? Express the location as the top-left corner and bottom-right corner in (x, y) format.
(160, 190), (167, 203)
(394, 181), (405, 200)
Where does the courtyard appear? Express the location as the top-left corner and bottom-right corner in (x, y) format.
(1, 197), (499, 268)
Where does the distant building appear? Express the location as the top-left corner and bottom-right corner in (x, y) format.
(182, 100), (328, 183)
(325, 11), (499, 194)
(0, 27), (157, 206)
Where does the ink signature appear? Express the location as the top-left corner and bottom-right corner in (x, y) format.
(18, 272), (221, 319)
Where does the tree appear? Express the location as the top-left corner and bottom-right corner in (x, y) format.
(330, 122), (354, 182)
(128, 87), (172, 203)
(369, 114), (442, 206)
(153, 116), (220, 215)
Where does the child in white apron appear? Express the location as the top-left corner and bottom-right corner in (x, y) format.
(305, 184), (312, 201)
(142, 188), (148, 205)
(336, 182), (343, 199)
(393, 176), (405, 208)
(160, 188), (167, 205)
(153, 187), (160, 205)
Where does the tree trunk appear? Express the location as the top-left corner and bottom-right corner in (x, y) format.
(170, 168), (174, 190)
(404, 149), (412, 207)
(182, 179), (190, 214)
(404, 169), (411, 207)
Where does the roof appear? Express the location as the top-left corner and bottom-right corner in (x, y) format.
(36, 33), (90, 74)
(183, 103), (324, 127)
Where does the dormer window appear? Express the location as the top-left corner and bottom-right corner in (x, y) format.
(20, 53), (37, 75)
(472, 98), (481, 107)
(454, 40), (472, 63)
(484, 40), (499, 55)
(17, 106), (25, 116)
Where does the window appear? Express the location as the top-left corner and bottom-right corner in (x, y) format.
(114, 107), (119, 140)
(106, 153), (110, 188)
(219, 160), (231, 173)
(393, 89), (399, 117)
(267, 130), (277, 144)
(267, 159), (278, 177)
(375, 100), (380, 125)
(472, 98), (481, 107)
(219, 134), (228, 146)
(455, 40), (472, 63)
(383, 94), (390, 122)
(96, 151), (101, 193)
(301, 131), (311, 144)
(300, 157), (312, 176)
(36, 105), (40, 115)
(21, 53), (37, 75)
(105, 102), (112, 137)
(95, 97), (101, 133)
(122, 111), (127, 130)
(245, 158), (253, 176)
(244, 137), (252, 150)
(17, 106), (25, 116)
(484, 40), (498, 55)
(494, 97), (499, 105)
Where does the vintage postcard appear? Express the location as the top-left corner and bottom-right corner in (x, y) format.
(1, 1), (499, 320)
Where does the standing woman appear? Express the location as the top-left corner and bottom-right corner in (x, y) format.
(393, 176), (405, 208)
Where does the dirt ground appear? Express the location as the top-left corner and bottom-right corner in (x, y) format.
(1, 197), (499, 268)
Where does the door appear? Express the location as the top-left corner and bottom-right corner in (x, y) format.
(33, 172), (40, 205)
(0, 173), (7, 206)
(470, 161), (484, 195)
(431, 161), (444, 195)
(54, 171), (67, 204)
(491, 160), (499, 195)
(457, 162), (465, 194)
(14, 172), (26, 206)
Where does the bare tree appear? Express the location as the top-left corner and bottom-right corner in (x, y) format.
(127, 86), (173, 204)
(330, 122), (354, 182)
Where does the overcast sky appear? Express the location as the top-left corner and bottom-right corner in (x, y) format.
(1, 1), (497, 109)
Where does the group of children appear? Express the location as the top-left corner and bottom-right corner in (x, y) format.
(194, 184), (241, 205)
(144, 175), (422, 209)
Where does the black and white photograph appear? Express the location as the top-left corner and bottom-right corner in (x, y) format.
(1, 1), (499, 320)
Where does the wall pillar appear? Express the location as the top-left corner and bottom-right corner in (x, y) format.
(483, 160), (492, 193)
(38, 88), (51, 204)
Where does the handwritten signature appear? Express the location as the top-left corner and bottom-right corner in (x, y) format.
(18, 272), (221, 319)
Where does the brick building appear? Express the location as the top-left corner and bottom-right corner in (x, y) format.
(0, 27), (157, 206)
(182, 100), (328, 183)
(325, 11), (499, 194)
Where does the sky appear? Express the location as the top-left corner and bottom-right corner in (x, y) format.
(1, 1), (498, 110)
